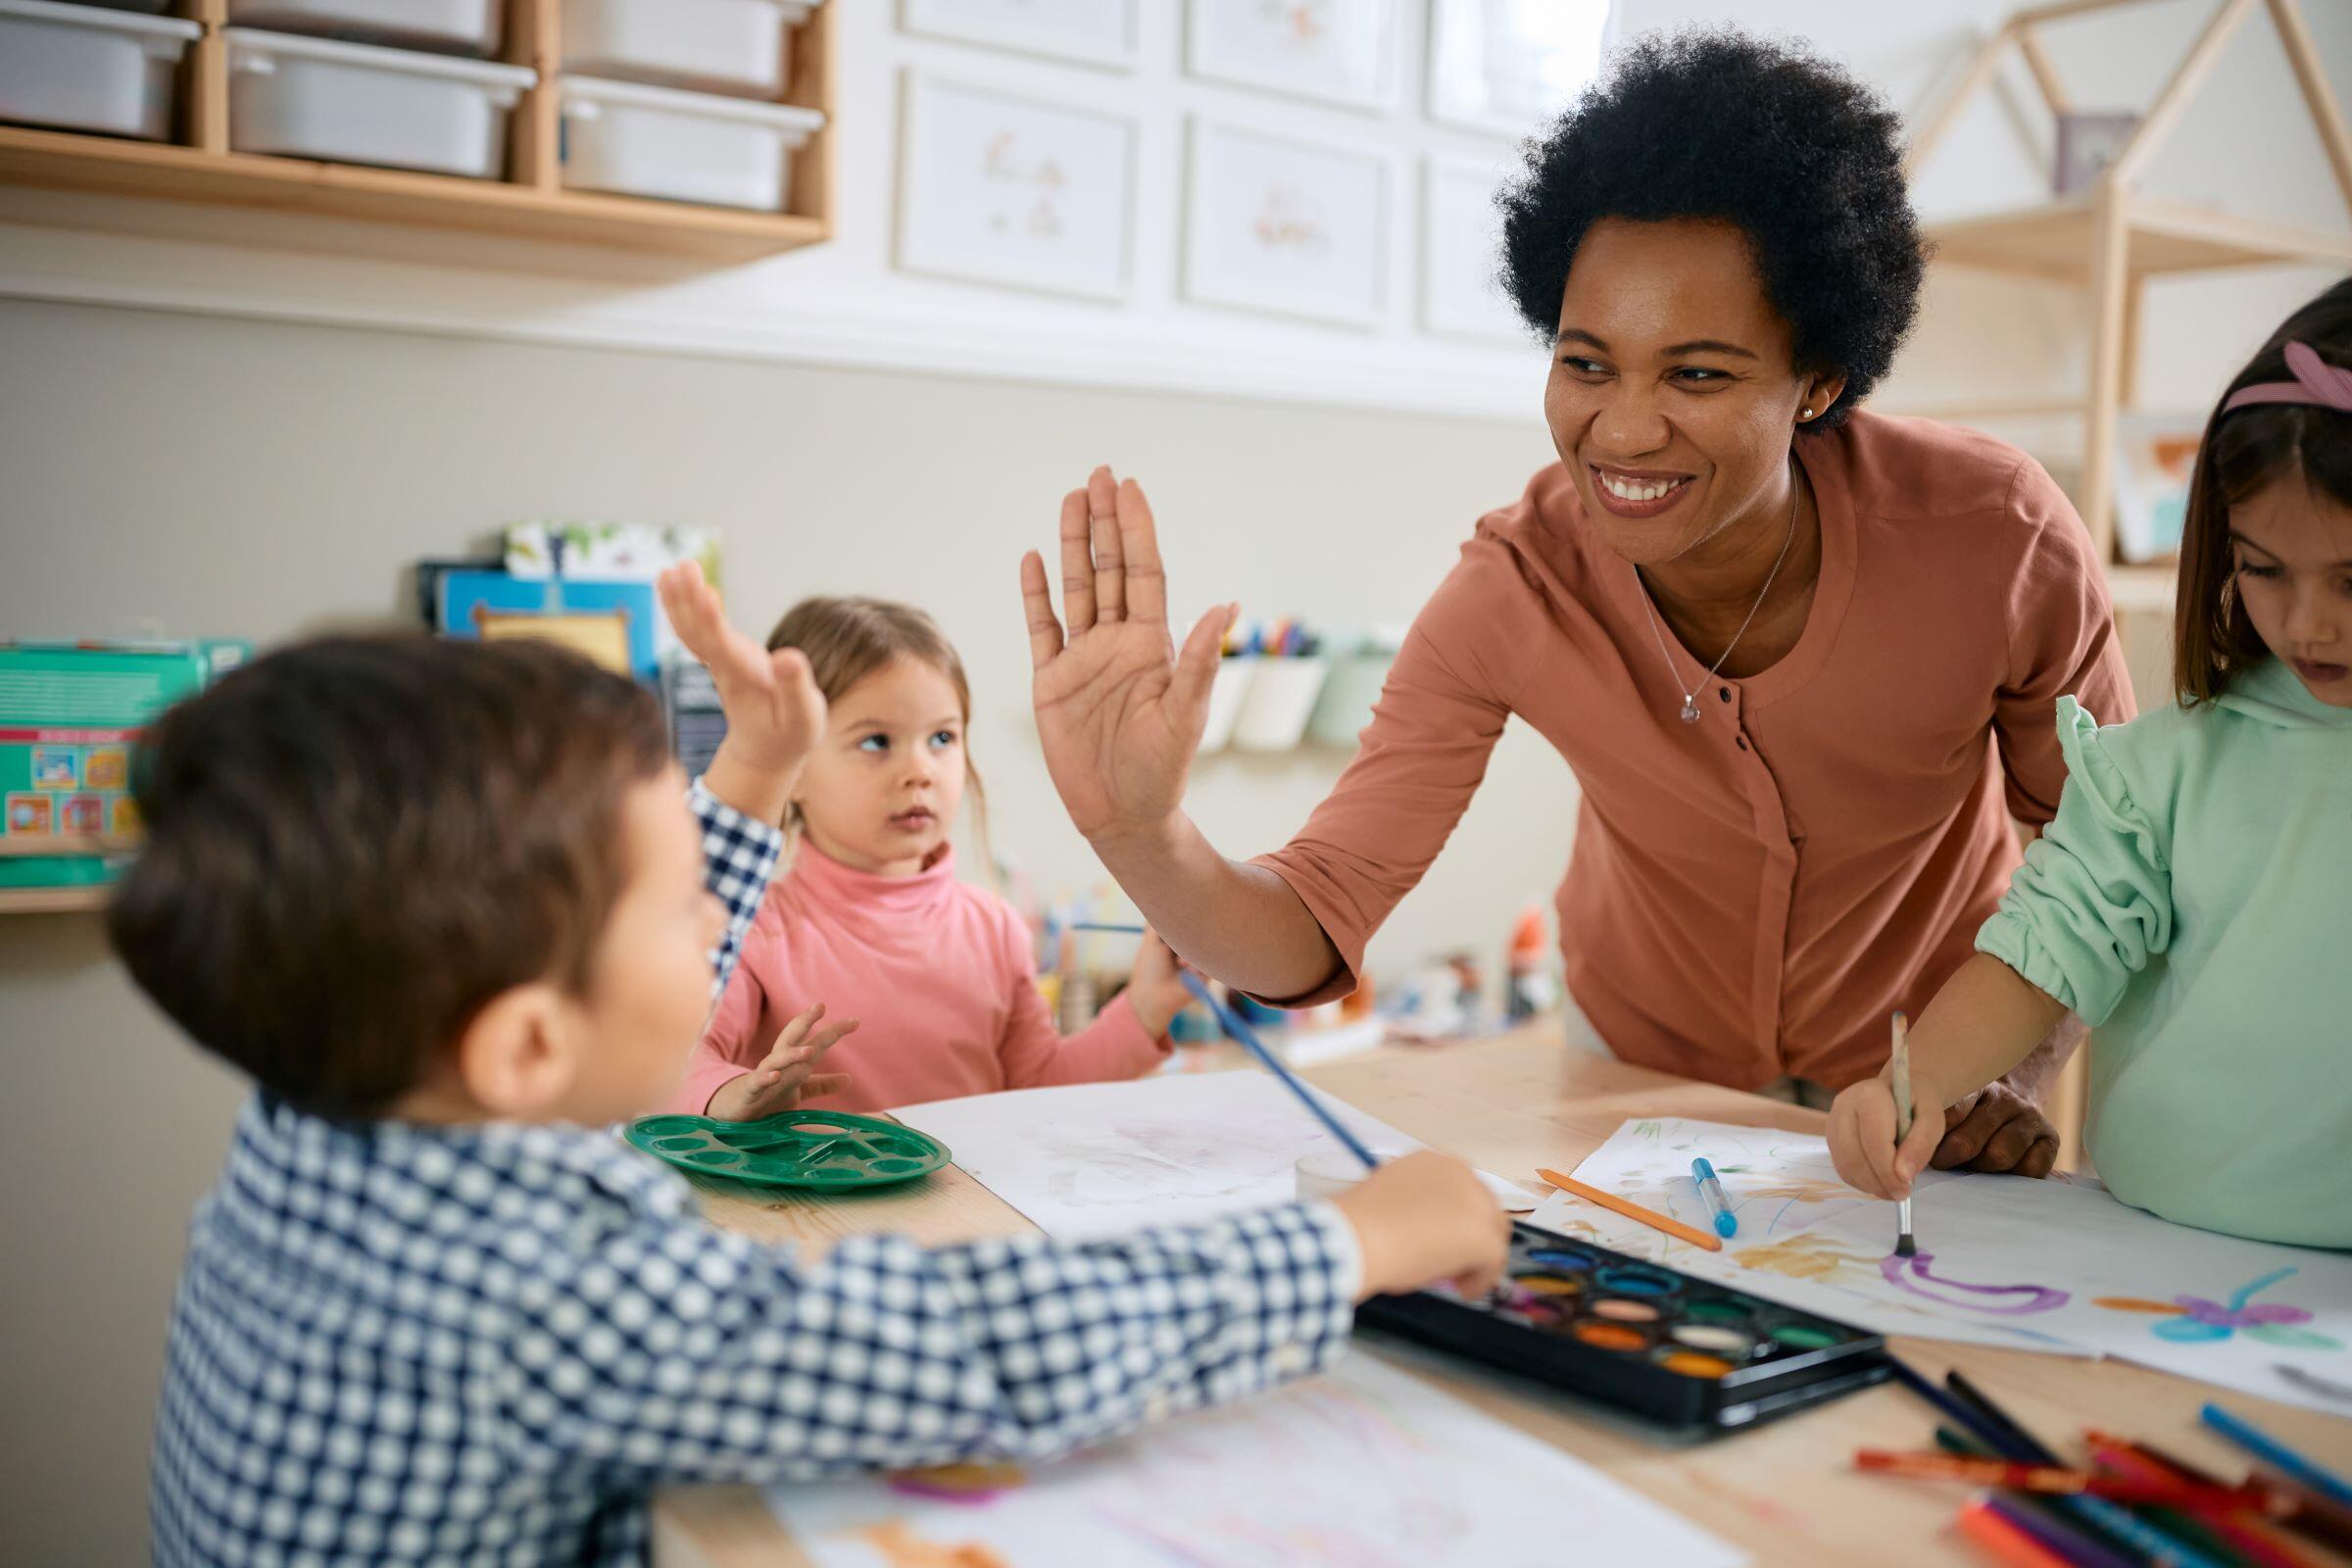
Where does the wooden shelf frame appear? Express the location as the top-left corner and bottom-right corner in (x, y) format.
(0, 835), (134, 915)
(1904, 0), (2352, 563)
(0, 0), (835, 259)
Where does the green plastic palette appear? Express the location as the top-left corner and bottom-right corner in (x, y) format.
(624, 1109), (951, 1191)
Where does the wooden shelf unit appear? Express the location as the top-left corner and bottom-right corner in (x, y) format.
(0, 835), (135, 916)
(1904, 0), (2352, 564)
(0, 0), (835, 259)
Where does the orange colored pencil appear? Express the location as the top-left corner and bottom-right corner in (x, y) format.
(1535, 1168), (1724, 1252)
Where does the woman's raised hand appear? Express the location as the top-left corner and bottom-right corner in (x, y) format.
(1021, 466), (1234, 848)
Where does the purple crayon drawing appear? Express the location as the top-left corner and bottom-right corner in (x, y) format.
(1879, 1250), (2071, 1315)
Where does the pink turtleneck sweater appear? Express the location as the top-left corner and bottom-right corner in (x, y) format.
(676, 842), (1169, 1115)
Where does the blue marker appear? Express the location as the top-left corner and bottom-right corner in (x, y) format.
(2202, 1400), (2352, 1505)
(1690, 1158), (1738, 1238)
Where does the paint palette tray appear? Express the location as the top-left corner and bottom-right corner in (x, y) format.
(624, 1109), (951, 1191)
(1354, 1222), (1889, 1433)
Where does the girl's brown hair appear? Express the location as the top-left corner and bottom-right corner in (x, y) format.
(2174, 276), (2352, 706)
(764, 597), (992, 865)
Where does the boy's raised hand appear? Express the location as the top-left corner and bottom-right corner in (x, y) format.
(706, 1002), (858, 1121)
(1827, 1071), (1946, 1201)
(659, 562), (825, 823)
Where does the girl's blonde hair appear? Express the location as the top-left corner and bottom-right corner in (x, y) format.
(764, 597), (992, 868)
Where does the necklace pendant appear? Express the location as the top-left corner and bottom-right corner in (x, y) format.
(1679, 695), (1701, 724)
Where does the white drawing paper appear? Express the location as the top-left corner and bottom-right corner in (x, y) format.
(769, 1351), (1748, 1568)
(894, 1072), (1530, 1241)
(1544, 1118), (2352, 1413)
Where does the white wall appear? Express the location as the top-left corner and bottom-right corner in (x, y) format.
(0, 1), (2344, 1558)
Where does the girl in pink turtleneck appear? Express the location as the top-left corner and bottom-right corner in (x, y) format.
(674, 595), (1187, 1119)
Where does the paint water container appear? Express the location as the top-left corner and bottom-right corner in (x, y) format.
(1296, 1148), (1400, 1203)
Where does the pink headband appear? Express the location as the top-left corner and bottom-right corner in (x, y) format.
(2223, 340), (2352, 415)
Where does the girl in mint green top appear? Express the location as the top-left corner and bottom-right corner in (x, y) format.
(1827, 280), (2352, 1249)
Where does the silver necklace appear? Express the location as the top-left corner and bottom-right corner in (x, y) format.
(1636, 466), (1800, 724)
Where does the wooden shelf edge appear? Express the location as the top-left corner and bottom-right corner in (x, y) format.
(0, 835), (138, 859)
(0, 125), (826, 259)
(0, 887), (109, 914)
(1923, 194), (2352, 278)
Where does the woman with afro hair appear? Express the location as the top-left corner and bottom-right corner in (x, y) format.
(1020, 29), (2134, 1177)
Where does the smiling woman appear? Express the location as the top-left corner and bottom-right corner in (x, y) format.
(1018, 27), (2137, 1178)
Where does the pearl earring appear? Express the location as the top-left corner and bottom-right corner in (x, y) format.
(1800, 407), (1813, 419)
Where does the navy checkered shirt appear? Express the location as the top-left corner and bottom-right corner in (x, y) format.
(151, 781), (1360, 1566)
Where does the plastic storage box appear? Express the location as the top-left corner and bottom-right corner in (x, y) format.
(559, 76), (821, 212)
(226, 29), (535, 178)
(225, 0), (505, 58)
(562, 0), (819, 98)
(0, 0), (201, 141)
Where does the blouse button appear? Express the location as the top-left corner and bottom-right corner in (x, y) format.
(1719, 687), (1732, 702)
(1736, 736), (1749, 751)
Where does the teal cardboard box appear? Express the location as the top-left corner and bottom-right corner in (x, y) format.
(0, 640), (249, 889)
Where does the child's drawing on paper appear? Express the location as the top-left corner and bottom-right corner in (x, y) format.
(1736, 1232), (1882, 1288)
(2095, 1267), (2344, 1350)
(1879, 1251), (2069, 1315)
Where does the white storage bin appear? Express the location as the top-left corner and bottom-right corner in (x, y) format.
(0, 0), (199, 141)
(563, 0), (817, 98)
(226, 0), (504, 58)
(226, 29), (534, 179)
(1199, 656), (1257, 755)
(1232, 658), (1330, 753)
(559, 76), (820, 212)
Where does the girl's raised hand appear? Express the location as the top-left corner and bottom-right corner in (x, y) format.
(1020, 467), (1236, 849)
(1122, 929), (1194, 1038)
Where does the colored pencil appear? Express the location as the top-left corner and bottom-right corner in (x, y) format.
(1913, 1383), (2227, 1568)
(2246, 1468), (2352, 1556)
(1532, 1168), (1724, 1251)
(1961, 1497), (2080, 1568)
(1070, 921), (1146, 934)
(1892, 1356), (2037, 1462)
(2200, 1404), (2352, 1507)
(1179, 971), (1382, 1171)
(1947, 1369), (2063, 1466)
(2088, 1443), (2317, 1568)
(1853, 1451), (2279, 1512)
(1984, 1494), (2148, 1568)
(1891, 1010), (1917, 1257)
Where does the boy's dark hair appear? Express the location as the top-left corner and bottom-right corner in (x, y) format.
(1497, 27), (1925, 430)
(107, 634), (671, 1118)
(2175, 276), (2352, 705)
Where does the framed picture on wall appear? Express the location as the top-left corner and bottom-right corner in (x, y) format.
(1187, 0), (1399, 112)
(1184, 117), (1389, 327)
(897, 73), (1139, 302)
(1427, 0), (1613, 138)
(1421, 154), (1523, 343)
(901, 0), (1140, 71)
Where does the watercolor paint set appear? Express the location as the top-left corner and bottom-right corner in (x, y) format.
(1354, 1221), (1891, 1432)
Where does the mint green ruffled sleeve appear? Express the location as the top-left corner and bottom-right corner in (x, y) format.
(1975, 698), (2175, 1025)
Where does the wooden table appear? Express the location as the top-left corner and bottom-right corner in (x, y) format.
(654, 1023), (2352, 1567)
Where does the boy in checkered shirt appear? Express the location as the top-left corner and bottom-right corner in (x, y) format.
(114, 565), (1508, 1567)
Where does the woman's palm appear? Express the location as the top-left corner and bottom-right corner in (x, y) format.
(1022, 469), (1231, 842)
